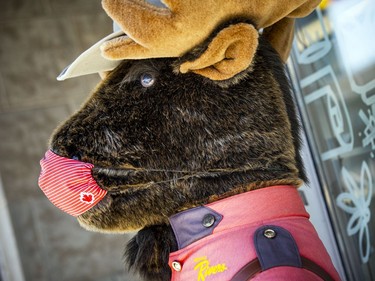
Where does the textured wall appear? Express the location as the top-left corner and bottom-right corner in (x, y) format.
(0, 1), (141, 280)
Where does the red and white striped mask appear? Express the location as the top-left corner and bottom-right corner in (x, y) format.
(38, 150), (107, 217)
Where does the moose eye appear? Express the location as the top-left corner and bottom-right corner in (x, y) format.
(140, 73), (155, 87)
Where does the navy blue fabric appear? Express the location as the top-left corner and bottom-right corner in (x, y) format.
(254, 225), (302, 270)
(169, 206), (223, 249)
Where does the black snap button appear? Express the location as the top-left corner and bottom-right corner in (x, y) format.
(172, 261), (182, 271)
(264, 228), (277, 239)
(202, 214), (216, 228)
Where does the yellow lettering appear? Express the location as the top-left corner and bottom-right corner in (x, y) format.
(194, 257), (228, 281)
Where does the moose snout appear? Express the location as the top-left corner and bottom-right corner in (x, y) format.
(38, 150), (107, 217)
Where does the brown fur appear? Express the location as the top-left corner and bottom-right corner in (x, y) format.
(49, 21), (305, 281)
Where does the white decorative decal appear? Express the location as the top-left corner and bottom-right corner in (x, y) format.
(336, 161), (372, 263)
(330, 0), (375, 106)
(359, 104), (375, 158)
(290, 1), (375, 275)
(293, 8), (332, 65)
(300, 65), (354, 161)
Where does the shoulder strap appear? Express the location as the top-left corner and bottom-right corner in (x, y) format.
(230, 225), (336, 281)
(230, 256), (335, 281)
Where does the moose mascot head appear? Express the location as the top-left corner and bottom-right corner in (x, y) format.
(39, 1), (341, 280)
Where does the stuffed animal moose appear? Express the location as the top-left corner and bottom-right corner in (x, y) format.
(39, 0), (341, 280)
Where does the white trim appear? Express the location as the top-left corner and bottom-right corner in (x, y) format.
(0, 175), (25, 281)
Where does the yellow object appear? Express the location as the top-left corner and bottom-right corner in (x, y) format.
(319, 0), (331, 9)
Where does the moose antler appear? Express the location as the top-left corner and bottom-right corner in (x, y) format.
(101, 0), (320, 62)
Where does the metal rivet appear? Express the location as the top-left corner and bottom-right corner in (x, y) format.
(172, 261), (182, 272)
(202, 214), (216, 228)
(264, 228), (276, 239)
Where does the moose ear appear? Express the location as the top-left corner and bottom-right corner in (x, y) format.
(179, 23), (259, 81)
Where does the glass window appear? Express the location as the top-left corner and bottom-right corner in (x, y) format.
(288, 2), (375, 280)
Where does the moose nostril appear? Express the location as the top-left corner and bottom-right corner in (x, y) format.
(50, 148), (59, 155)
(72, 154), (82, 161)
(49, 148), (82, 161)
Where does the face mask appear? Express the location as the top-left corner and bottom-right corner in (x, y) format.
(38, 150), (107, 217)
